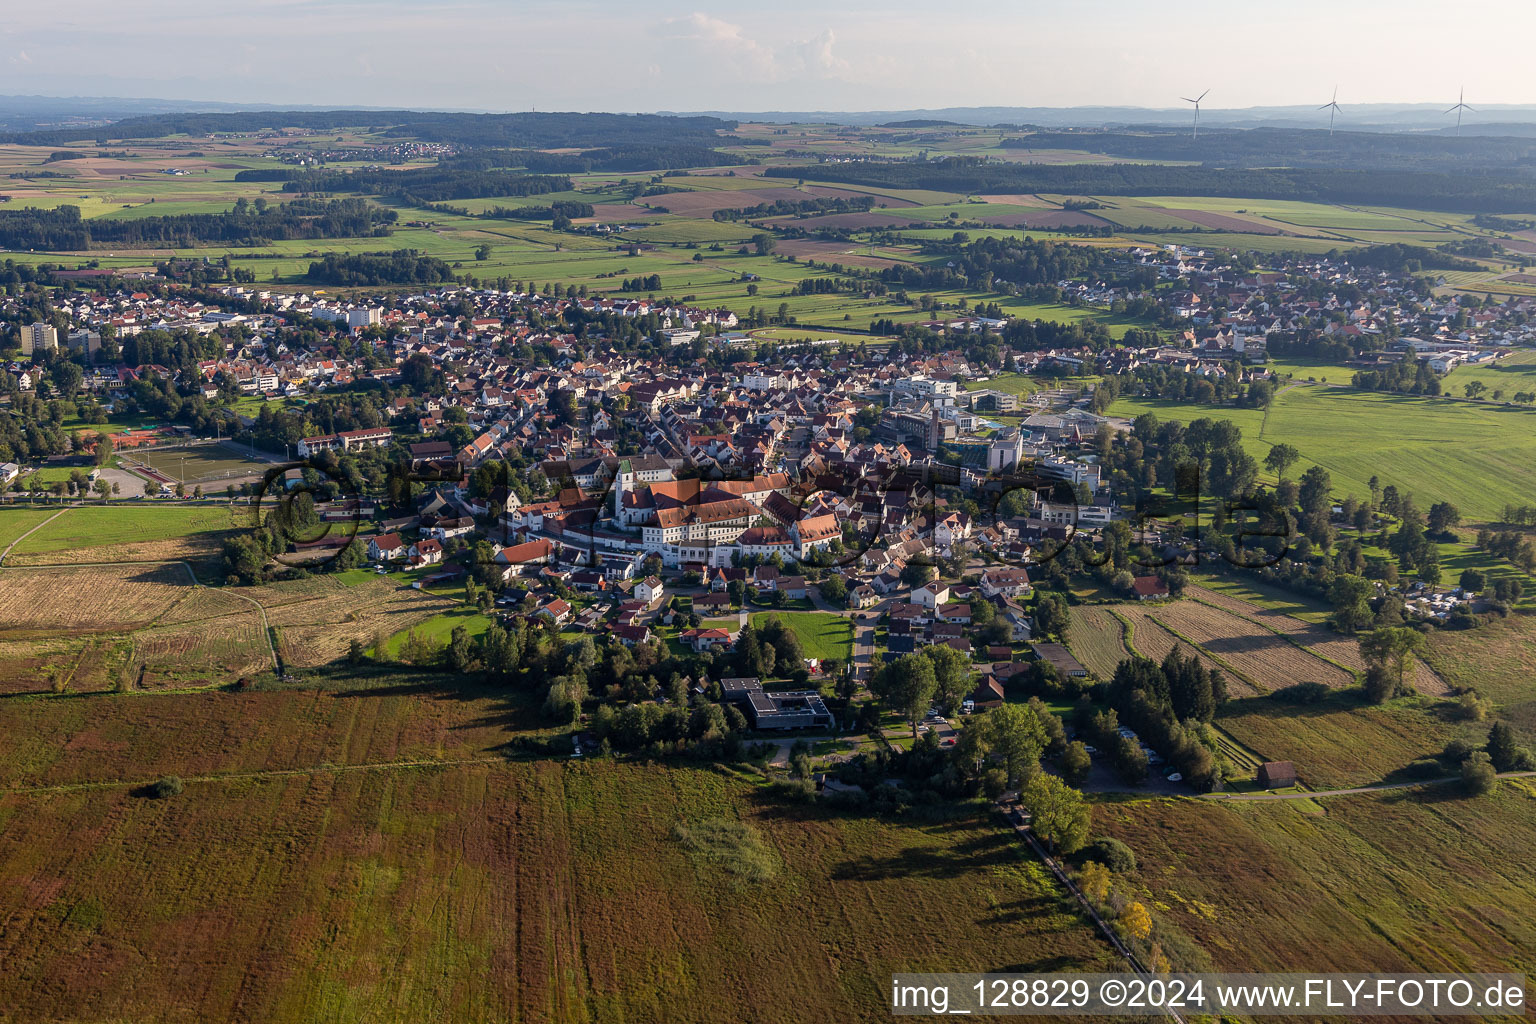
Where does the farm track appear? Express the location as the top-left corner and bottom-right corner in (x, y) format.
(0, 508), (65, 564)
(1202, 769), (1536, 801)
(0, 755), (511, 797)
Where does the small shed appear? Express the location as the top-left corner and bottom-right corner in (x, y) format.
(1257, 760), (1298, 789)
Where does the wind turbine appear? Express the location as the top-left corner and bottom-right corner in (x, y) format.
(1319, 86), (1342, 135)
(1446, 87), (1474, 136)
(1182, 89), (1210, 140)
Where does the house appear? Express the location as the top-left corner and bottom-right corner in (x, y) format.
(777, 575), (809, 601)
(1132, 575), (1170, 600)
(424, 515), (476, 541)
(635, 575), (665, 606)
(849, 585), (879, 609)
(968, 677), (1007, 710)
(367, 532), (407, 562)
(980, 567), (1032, 600)
(1257, 761), (1298, 789)
(694, 592), (733, 615)
(537, 598), (573, 626)
(495, 538), (553, 577)
(1031, 642), (1087, 678)
(913, 580), (950, 610)
(936, 601), (972, 624)
(609, 623), (652, 647)
(408, 538), (444, 566)
(679, 626), (735, 652)
(569, 570), (606, 593)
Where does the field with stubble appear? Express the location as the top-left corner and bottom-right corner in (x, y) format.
(0, 684), (1111, 1024)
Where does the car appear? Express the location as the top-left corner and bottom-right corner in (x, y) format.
(1165, 772), (1183, 783)
(1083, 744), (1098, 754)
(941, 738), (955, 747)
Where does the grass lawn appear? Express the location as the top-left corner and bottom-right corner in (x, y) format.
(0, 507), (61, 549)
(750, 610), (854, 661)
(9, 504), (245, 555)
(379, 605), (494, 657)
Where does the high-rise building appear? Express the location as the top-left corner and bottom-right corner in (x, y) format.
(22, 322), (58, 356)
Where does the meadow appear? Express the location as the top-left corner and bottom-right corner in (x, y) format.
(1095, 786), (1536, 978)
(1109, 383), (1536, 523)
(5, 503), (248, 565)
(0, 687), (1112, 1023)
(750, 610), (854, 662)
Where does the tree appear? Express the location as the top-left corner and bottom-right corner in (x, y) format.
(1020, 773), (1089, 853)
(985, 702), (1047, 787)
(872, 653), (936, 737)
(1464, 380), (1488, 400)
(1119, 901), (1153, 941)
(1358, 627), (1428, 698)
(819, 574), (847, 604)
(1061, 740), (1092, 786)
(94, 432), (114, 467)
(1485, 721), (1529, 772)
(1427, 501), (1461, 536)
(1459, 568), (1487, 594)
(1263, 443), (1299, 479)
(900, 560), (936, 588)
(922, 643), (972, 713)
(1033, 591), (1070, 639)
(1461, 751), (1497, 796)
(1078, 860), (1111, 904)
(1328, 574), (1374, 633)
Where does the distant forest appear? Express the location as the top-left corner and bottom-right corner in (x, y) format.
(0, 110), (734, 149)
(1004, 128), (1536, 173)
(304, 250), (456, 286)
(0, 198), (394, 250)
(765, 160), (1536, 213)
(240, 166), (573, 205)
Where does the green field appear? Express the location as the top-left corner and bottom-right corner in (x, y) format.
(1110, 383), (1536, 522)
(8, 504), (244, 556)
(750, 611), (854, 662)
(0, 507), (61, 550)
(380, 605), (494, 657)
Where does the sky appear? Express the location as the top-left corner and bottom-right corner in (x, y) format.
(3, 0), (1535, 114)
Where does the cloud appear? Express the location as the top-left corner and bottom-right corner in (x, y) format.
(10, 50), (32, 65)
(794, 29), (847, 77)
(657, 12), (777, 78)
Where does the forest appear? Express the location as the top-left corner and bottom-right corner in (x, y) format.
(304, 250), (457, 286)
(0, 198), (394, 250)
(765, 160), (1536, 213)
(1004, 128), (1536, 172)
(0, 110), (735, 148)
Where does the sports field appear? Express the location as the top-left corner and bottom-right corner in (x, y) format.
(750, 610), (854, 662)
(127, 445), (272, 485)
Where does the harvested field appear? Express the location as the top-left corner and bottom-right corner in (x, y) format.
(1160, 209), (1286, 234)
(0, 638), (121, 696)
(763, 211), (927, 231)
(769, 238), (905, 269)
(969, 210), (1110, 229)
(1064, 605), (1130, 679)
(0, 564), (191, 637)
(0, 690), (1110, 1023)
(127, 615), (270, 688)
(1111, 605), (1246, 694)
(1151, 600), (1355, 692)
(1188, 585), (1446, 695)
(262, 577), (457, 668)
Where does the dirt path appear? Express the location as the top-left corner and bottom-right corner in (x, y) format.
(1, 755), (510, 797)
(0, 507), (67, 564)
(1201, 769), (1536, 801)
